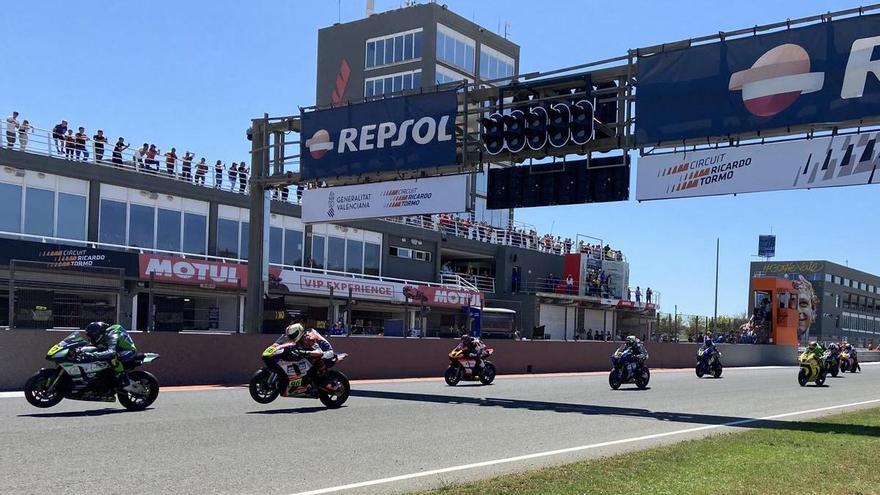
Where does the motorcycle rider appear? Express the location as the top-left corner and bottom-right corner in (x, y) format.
(619, 335), (648, 370)
(805, 341), (824, 362)
(844, 343), (861, 372)
(456, 334), (487, 371)
(283, 323), (335, 395)
(77, 321), (138, 391)
(700, 333), (718, 360)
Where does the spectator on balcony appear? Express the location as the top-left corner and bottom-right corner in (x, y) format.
(646, 287), (653, 304)
(75, 127), (90, 161)
(5, 111), (19, 148)
(164, 147), (178, 176)
(635, 286), (642, 304)
(92, 130), (107, 162)
(296, 183), (304, 203)
(111, 137), (128, 167)
(17, 120), (32, 151)
(52, 120), (68, 154)
(195, 157), (208, 185)
(626, 287), (632, 301)
(181, 151), (194, 181)
(238, 164), (248, 193)
(328, 319), (347, 336)
(133, 143), (148, 169)
(280, 185), (289, 202)
(214, 160), (224, 189)
(564, 237), (572, 254)
(566, 274), (575, 295)
(64, 130), (76, 159)
(145, 144), (160, 171)
(586, 329), (593, 340)
(228, 162), (238, 190)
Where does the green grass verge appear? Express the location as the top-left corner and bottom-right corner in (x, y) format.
(417, 407), (880, 495)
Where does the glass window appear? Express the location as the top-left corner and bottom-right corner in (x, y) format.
(311, 234), (326, 269)
(156, 208), (182, 252)
(269, 226), (283, 264)
(217, 218), (239, 258)
(374, 79), (383, 95)
(414, 31), (422, 58)
(99, 199), (126, 245)
(366, 41), (375, 68)
(375, 39), (384, 67)
(56, 193), (86, 240)
(24, 187), (55, 236)
(825, 273), (833, 282)
(364, 242), (380, 276)
(394, 35), (404, 63)
(327, 236), (345, 271)
(183, 213), (207, 255)
(239, 222), (249, 259)
(444, 35), (455, 64)
(465, 45), (474, 72)
(128, 204), (155, 248)
(384, 77), (393, 92)
(405, 32), (414, 59)
(0, 183), (21, 233)
(403, 73), (413, 90)
(284, 229), (304, 266)
(346, 239), (364, 273)
(365, 80), (375, 97)
(413, 71), (422, 88)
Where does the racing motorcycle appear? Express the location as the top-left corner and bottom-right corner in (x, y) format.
(839, 348), (860, 373)
(249, 335), (350, 409)
(822, 347), (841, 378)
(609, 347), (650, 390)
(695, 346), (723, 378)
(24, 331), (160, 410)
(444, 347), (496, 386)
(797, 350), (827, 387)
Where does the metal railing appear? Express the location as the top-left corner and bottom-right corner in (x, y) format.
(518, 278), (661, 309)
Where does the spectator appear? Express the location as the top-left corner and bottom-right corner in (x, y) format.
(280, 185), (289, 201)
(328, 319), (346, 336)
(17, 120), (32, 151)
(133, 143), (148, 170)
(181, 151), (194, 181)
(635, 286), (642, 304)
(626, 287), (632, 301)
(164, 147), (178, 176)
(145, 144), (160, 171)
(75, 127), (90, 161)
(228, 162), (238, 190)
(64, 130), (76, 159)
(5, 111), (19, 148)
(112, 137), (128, 167)
(92, 130), (107, 162)
(646, 287), (653, 304)
(214, 160), (224, 189)
(296, 183), (304, 203)
(238, 164), (248, 193)
(586, 329), (593, 340)
(566, 274), (575, 295)
(195, 158), (208, 185)
(52, 120), (68, 154)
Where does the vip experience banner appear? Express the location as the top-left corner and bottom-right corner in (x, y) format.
(636, 132), (880, 200)
(301, 175), (468, 223)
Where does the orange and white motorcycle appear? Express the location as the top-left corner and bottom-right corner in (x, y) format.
(444, 347), (495, 386)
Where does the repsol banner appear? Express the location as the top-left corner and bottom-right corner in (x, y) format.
(636, 131), (880, 200)
(301, 175), (467, 223)
(0, 238), (138, 275)
(139, 254), (247, 289)
(636, 14), (880, 144)
(300, 91), (457, 180)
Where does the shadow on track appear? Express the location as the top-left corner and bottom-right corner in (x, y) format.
(247, 406), (340, 415)
(19, 408), (149, 418)
(350, 389), (880, 437)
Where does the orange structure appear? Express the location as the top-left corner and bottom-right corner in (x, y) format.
(750, 277), (800, 345)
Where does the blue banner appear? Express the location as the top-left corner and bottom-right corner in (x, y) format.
(636, 14), (880, 145)
(300, 91), (458, 180)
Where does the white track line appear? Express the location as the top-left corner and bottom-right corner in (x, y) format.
(287, 398), (880, 495)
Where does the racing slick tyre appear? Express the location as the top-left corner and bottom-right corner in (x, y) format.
(118, 371), (160, 411)
(609, 370), (622, 390)
(840, 361), (849, 373)
(815, 372), (827, 387)
(695, 364), (705, 378)
(830, 363), (839, 378)
(636, 368), (651, 390)
(479, 363), (496, 385)
(24, 369), (64, 408)
(318, 370), (350, 409)
(444, 366), (462, 386)
(712, 365), (723, 378)
(249, 369), (280, 404)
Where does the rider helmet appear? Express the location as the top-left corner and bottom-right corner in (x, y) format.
(285, 323), (305, 344)
(85, 321), (110, 345)
(625, 335), (637, 346)
(808, 341), (817, 351)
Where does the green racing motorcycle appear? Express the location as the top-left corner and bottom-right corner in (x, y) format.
(24, 331), (161, 411)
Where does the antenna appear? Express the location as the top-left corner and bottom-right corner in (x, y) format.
(366, 0), (375, 17)
(504, 21), (511, 39)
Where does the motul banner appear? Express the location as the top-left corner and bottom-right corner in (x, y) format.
(415, 285), (483, 308)
(637, 132), (880, 200)
(139, 255), (247, 289)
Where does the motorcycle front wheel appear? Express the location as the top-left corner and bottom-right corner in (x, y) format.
(24, 369), (64, 408)
(479, 363), (496, 385)
(695, 363), (705, 378)
(797, 368), (809, 387)
(318, 370), (350, 409)
(830, 363), (839, 378)
(444, 366), (462, 386)
(249, 369), (280, 404)
(840, 361), (849, 373)
(609, 369), (622, 390)
(118, 371), (160, 411)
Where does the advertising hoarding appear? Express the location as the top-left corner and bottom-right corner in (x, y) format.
(0, 238), (139, 276)
(278, 269), (406, 303)
(301, 175), (468, 223)
(636, 131), (880, 200)
(300, 90), (458, 180)
(758, 235), (776, 258)
(139, 255), (247, 289)
(636, 14), (880, 144)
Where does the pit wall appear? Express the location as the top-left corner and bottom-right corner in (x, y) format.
(0, 330), (798, 391)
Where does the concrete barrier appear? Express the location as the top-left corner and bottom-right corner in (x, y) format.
(0, 330), (798, 391)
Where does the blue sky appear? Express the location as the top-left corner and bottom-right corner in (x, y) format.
(0, 0), (874, 316)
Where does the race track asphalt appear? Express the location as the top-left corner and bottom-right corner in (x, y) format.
(2, 364), (879, 495)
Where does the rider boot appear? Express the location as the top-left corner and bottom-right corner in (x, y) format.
(113, 359), (137, 392)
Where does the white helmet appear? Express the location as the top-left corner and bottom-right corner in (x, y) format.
(285, 323), (305, 343)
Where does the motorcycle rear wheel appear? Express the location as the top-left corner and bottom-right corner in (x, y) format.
(479, 363), (496, 385)
(318, 370), (350, 409)
(118, 371), (160, 411)
(830, 364), (839, 378)
(444, 366), (462, 386)
(608, 370), (622, 390)
(249, 369), (280, 404)
(840, 361), (849, 373)
(24, 369), (64, 408)
(712, 365), (723, 378)
(636, 369), (650, 389)
(815, 372), (826, 386)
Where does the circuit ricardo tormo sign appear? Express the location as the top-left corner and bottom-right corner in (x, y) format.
(300, 91), (458, 180)
(636, 131), (880, 200)
(301, 175), (467, 223)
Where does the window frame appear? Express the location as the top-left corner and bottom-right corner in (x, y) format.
(364, 28), (424, 71)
